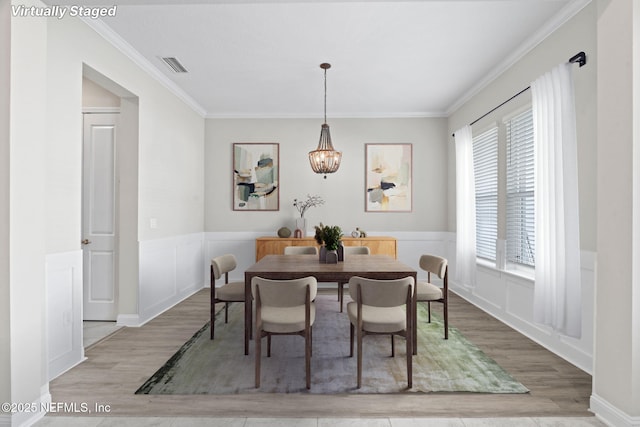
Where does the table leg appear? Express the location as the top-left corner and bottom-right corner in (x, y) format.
(413, 274), (418, 355)
(245, 275), (250, 355)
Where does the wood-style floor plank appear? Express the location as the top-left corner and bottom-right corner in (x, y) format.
(49, 289), (594, 418)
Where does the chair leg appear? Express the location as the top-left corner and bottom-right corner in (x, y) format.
(267, 335), (271, 357)
(224, 302), (229, 323)
(406, 332), (413, 389)
(255, 330), (261, 388)
(427, 301), (432, 323)
(305, 328), (311, 390)
(338, 283), (343, 312)
(443, 300), (449, 340)
(391, 335), (395, 357)
(210, 300), (215, 340)
(349, 323), (354, 357)
(357, 327), (363, 389)
(249, 300), (253, 339)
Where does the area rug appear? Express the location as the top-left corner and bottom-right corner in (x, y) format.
(136, 294), (528, 394)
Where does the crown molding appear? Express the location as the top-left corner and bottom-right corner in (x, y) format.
(204, 111), (447, 119)
(81, 17), (207, 118)
(445, 0), (592, 115)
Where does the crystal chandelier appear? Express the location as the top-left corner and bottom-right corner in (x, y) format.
(309, 63), (342, 178)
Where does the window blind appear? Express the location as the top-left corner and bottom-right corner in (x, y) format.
(506, 109), (535, 267)
(473, 127), (498, 261)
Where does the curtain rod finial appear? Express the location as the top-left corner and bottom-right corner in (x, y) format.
(569, 51), (586, 67)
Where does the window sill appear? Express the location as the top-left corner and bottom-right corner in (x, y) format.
(476, 258), (535, 282)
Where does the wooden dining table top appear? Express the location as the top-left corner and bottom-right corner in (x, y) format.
(244, 254), (417, 282)
(242, 254), (417, 355)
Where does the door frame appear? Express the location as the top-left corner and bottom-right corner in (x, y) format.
(81, 110), (120, 321)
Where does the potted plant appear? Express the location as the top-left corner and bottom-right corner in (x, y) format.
(314, 223), (343, 263)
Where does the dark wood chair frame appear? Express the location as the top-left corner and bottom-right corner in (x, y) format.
(418, 263), (449, 340)
(210, 263), (248, 340)
(254, 284), (313, 389)
(349, 283), (413, 389)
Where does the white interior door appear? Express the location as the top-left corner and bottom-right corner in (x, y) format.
(82, 113), (119, 321)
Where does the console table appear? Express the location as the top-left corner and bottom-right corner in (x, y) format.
(255, 236), (397, 261)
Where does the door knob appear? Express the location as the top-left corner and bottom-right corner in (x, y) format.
(81, 239), (91, 245)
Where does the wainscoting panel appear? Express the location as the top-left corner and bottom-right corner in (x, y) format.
(187, 231), (593, 375)
(138, 233), (204, 325)
(474, 267), (506, 311)
(504, 274), (538, 326)
(205, 232), (257, 285)
(46, 250), (83, 381)
(205, 231), (452, 285)
(450, 245), (595, 374)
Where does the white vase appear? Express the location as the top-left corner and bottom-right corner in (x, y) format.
(294, 217), (307, 238)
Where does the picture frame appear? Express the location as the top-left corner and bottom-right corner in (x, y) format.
(365, 143), (412, 212)
(233, 143), (279, 211)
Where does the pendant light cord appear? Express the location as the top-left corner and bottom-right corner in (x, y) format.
(323, 67), (327, 124)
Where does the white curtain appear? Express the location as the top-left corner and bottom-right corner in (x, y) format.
(454, 125), (477, 289)
(531, 63), (582, 338)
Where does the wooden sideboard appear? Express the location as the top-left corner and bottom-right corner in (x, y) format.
(255, 236), (397, 261)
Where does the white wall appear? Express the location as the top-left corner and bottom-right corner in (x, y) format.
(8, 3), (50, 426)
(591, 1), (640, 425)
(0, 0), (11, 418)
(5, 7), (207, 423)
(448, 3), (597, 251)
(445, 2), (597, 375)
(205, 117), (449, 235)
(45, 16), (205, 252)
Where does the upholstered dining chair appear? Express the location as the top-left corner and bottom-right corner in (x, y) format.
(347, 276), (414, 389)
(210, 254), (246, 340)
(337, 246), (371, 312)
(416, 254), (449, 339)
(283, 246), (318, 255)
(252, 276), (318, 389)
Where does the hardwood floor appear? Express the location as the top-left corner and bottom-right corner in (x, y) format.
(48, 288), (594, 418)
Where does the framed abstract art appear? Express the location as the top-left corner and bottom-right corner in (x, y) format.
(365, 143), (412, 212)
(233, 143), (279, 211)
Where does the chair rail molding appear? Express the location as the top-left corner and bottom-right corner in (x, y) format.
(138, 232), (205, 326)
(449, 238), (595, 375)
(45, 250), (84, 381)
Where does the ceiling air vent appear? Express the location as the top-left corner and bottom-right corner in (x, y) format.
(161, 57), (188, 73)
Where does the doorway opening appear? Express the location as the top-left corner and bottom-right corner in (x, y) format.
(82, 65), (139, 347)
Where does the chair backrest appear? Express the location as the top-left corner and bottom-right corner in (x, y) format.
(344, 246), (371, 255)
(211, 254), (237, 281)
(251, 276), (318, 307)
(348, 276), (414, 307)
(283, 246), (318, 255)
(419, 254), (447, 279)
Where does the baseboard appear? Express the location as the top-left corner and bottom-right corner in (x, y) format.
(124, 286), (203, 327)
(590, 393), (640, 427)
(2, 391), (51, 427)
(117, 314), (141, 327)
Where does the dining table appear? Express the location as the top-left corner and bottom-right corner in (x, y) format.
(243, 254), (418, 355)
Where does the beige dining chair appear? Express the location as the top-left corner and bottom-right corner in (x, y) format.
(252, 275), (318, 389)
(416, 254), (449, 339)
(210, 254), (246, 340)
(283, 246), (318, 255)
(338, 246), (371, 312)
(347, 276), (414, 389)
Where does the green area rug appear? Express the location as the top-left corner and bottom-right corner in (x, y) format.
(136, 294), (528, 394)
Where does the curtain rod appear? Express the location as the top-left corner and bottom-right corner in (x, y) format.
(452, 51), (586, 137)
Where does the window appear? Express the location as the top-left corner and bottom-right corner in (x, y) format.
(473, 127), (498, 261)
(506, 109), (535, 267)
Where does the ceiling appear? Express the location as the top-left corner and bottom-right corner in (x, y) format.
(70, 0), (588, 118)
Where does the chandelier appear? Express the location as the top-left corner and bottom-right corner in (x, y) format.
(309, 63), (342, 178)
